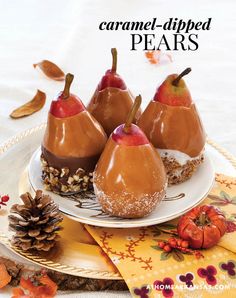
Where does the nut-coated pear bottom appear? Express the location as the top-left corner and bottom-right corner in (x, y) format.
(161, 153), (204, 185)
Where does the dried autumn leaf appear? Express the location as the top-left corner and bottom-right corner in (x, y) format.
(38, 274), (57, 296)
(13, 273), (57, 298)
(10, 90), (46, 119)
(0, 263), (11, 289)
(145, 50), (172, 65)
(12, 288), (25, 298)
(33, 60), (65, 81)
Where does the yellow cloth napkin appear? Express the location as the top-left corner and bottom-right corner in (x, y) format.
(85, 174), (236, 297)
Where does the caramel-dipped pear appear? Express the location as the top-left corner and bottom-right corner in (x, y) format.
(94, 96), (167, 218)
(87, 48), (140, 136)
(42, 73), (107, 194)
(138, 69), (206, 185)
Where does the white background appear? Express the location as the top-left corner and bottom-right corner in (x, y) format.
(0, 0), (235, 154)
(0, 0), (235, 297)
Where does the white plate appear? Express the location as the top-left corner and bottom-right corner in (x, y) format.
(28, 145), (215, 228)
(0, 124), (235, 284)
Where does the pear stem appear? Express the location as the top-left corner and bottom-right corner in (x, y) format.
(123, 95), (141, 134)
(111, 48), (117, 72)
(172, 67), (191, 87)
(62, 73), (74, 98)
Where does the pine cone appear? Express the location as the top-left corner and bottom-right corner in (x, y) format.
(8, 190), (63, 252)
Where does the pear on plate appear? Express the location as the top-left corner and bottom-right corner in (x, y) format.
(93, 95), (167, 218)
(138, 68), (206, 185)
(87, 48), (141, 136)
(42, 73), (107, 194)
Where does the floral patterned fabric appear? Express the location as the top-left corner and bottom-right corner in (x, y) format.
(85, 174), (236, 297)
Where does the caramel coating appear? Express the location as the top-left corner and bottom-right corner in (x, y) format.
(43, 111), (107, 158)
(138, 101), (206, 157)
(94, 138), (167, 218)
(87, 87), (141, 136)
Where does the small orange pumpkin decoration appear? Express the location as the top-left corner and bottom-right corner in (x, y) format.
(177, 205), (227, 249)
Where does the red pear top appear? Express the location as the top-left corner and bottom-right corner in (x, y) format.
(50, 73), (85, 118)
(112, 95), (148, 146)
(98, 48), (127, 91)
(154, 68), (192, 107)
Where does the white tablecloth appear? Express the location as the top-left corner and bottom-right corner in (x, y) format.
(0, 0), (235, 297)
